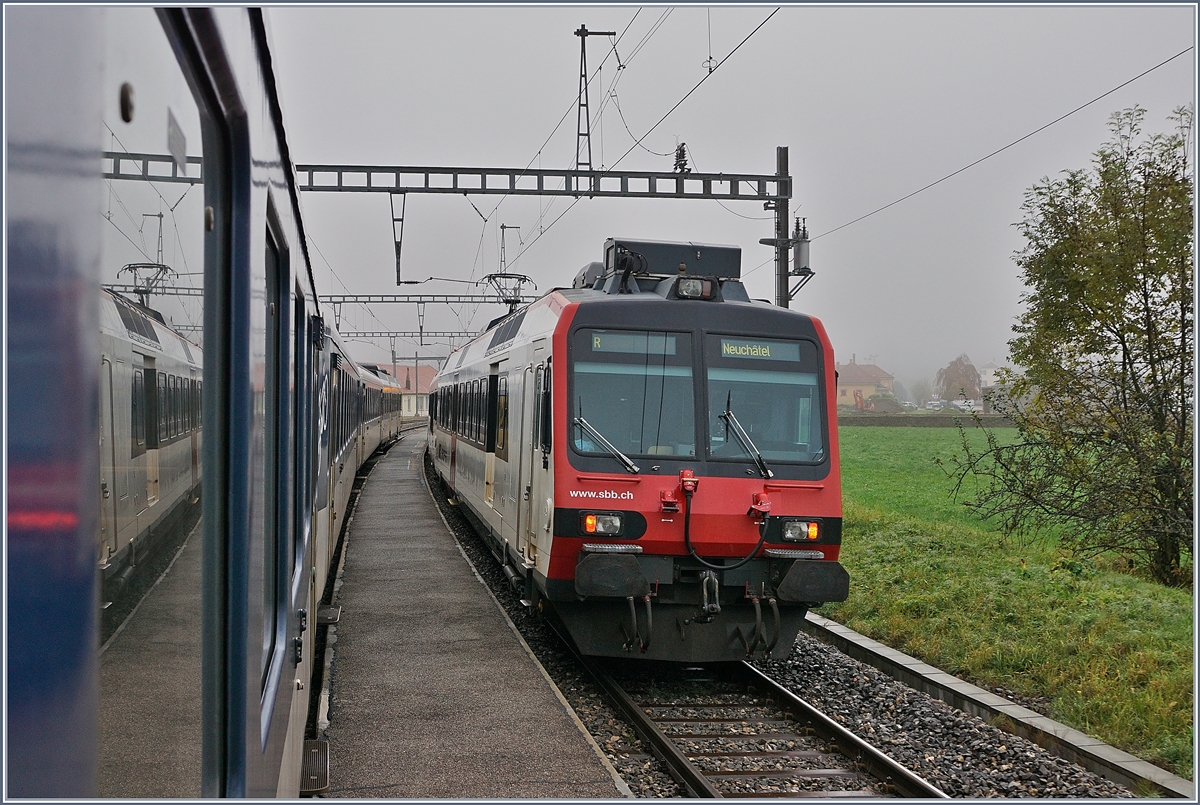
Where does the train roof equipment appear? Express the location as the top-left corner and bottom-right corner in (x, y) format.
(571, 237), (750, 302)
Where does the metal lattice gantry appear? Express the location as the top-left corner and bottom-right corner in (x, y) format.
(319, 293), (538, 305)
(339, 330), (476, 340)
(293, 162), (788, 203)
(102, 145), (808, 307)
(295, 147), (803, 307)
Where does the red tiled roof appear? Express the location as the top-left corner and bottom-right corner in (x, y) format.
(395, 364), (437, 395)
(835, 362), (892, 385)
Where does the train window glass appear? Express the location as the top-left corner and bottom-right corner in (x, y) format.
(262, 213), (293, 703)
(533, 366), (544, 447)
(158, 371), (168, 441)
(96, 7), (207, 797)
(494, 376), (508, 461)
(540, 362), (552, 453)
(486, 372), (499, 454)
(131, 366), (146, 456)
(474, 379), (482, 442)
(570, 329), (695, 458)
(169, 375), (177, 438)
(704, 335), (825, 463)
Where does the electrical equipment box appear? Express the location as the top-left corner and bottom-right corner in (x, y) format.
(604, 238), (741, 279)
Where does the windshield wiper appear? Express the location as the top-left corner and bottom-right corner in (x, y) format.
(573, 417), (640, 474)
(720, 392), (774, 479)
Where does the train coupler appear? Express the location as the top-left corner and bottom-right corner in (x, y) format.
(694, 570), (721, 623)
(621, 594), (653, 653)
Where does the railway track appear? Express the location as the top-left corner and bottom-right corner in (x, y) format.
(573, 651), (948, 799)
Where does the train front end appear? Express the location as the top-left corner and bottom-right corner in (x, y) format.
(545, 239), (848, 663)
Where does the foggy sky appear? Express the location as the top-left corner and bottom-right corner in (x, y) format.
(263, 4), (1195, 391)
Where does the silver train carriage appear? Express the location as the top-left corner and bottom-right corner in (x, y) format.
(98, 289), (203, 599)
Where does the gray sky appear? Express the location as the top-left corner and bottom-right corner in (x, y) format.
(262, 4), (1195, 391)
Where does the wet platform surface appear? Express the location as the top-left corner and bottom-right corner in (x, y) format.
(98, 522), (203, 798)
(322, 435), (625, 798)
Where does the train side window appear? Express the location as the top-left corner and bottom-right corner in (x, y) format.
(170, 375), (178, 438)
(540, 362), (552, 454)
(474, 379), (482, 443)
(157, 371), (168, 444)
(262, 212), (293, 700)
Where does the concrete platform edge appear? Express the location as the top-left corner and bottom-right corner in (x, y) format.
(800, 612), (1194, 799)
(423, 464), (635, 799)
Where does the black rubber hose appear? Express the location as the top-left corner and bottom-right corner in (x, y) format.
(682, 488), (769, 571)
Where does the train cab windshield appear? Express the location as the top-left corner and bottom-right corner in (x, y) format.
(705, 335), (825, 463)
(570, 329), (696, 459)
(569, 328), (826, 467)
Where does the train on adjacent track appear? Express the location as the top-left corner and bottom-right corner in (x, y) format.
(98, 289), (204, 602)
(9, 7), (406, 797)
(427, 238), (849, 664)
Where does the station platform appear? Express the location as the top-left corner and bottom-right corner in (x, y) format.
(320, 435), (627, 798)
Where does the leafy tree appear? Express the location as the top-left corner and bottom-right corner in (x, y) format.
(936, 354), (982, 402)
(948, 106), (1193, 586)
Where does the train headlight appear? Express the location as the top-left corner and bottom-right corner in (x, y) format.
(582, 512), (624, 535)
(782, 520), (819, 541)
(676, 277), (714, 299)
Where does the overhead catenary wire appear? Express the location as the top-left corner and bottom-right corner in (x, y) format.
(741, 44), (1197, 281)
(507, 8), (781, 267)
(812, 45), (1196, 242)
(513, 9), (671, 245)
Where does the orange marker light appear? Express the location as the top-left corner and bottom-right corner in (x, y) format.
(584, 513), (598, 533)
(807, 522), (819, 540)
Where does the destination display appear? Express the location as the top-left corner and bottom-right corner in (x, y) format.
(589, 330), (678, 356)
(719, 337), (800, 361)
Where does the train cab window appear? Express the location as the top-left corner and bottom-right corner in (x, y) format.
(704, 335), (825, 463)
(569, 329), (695, 458)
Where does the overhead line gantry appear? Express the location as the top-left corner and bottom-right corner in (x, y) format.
(104, 146), (812, 306)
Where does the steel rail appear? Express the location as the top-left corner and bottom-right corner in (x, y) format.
(736, 662), (949, 799)
(575, 653), (722, 798)
(570, 643), (947, 798)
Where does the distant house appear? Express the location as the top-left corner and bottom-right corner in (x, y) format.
(395, 364), (437, 418)
(834, 355), (894, 406)
(359, 363), (437, 418)
(979, 361), (1002, 389)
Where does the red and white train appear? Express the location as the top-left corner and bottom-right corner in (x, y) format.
(428, 238), (848, 663)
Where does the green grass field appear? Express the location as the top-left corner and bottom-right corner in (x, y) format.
(822, 426), (1194, 780)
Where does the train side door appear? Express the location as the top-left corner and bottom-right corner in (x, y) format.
(511, 367), (530, 558)
(130, 356), (149, 522)
(520, 341), (549, 563)
(529, 354), (553, 564)
(145, 360), (161, 505)
(99, 356), (119, 562)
